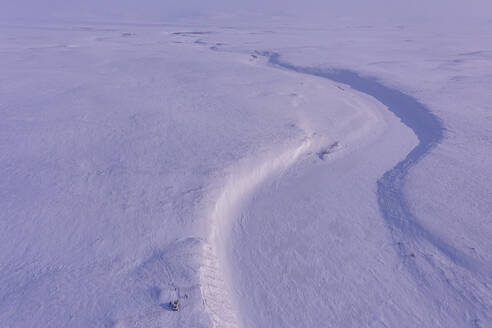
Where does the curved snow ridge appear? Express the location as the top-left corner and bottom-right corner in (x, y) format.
(266, 53), (491, 301)
(200, 136), (312, 328)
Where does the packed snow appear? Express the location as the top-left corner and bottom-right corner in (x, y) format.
(1, 13), (491, 328)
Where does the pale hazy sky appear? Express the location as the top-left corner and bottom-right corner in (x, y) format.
(2, 0), (491, 22)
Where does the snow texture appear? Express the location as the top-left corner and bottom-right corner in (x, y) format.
(1, 13), (491, 328)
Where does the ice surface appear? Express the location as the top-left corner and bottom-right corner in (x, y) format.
(1, 12), (491, 328)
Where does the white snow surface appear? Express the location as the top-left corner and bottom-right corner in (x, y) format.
(1, 18), (491, 328)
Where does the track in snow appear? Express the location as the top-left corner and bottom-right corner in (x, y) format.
(199, 47), (489, 325)
(267, 52), (491, 319)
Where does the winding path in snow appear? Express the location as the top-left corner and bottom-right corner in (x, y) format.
(200, 49), (487, 326)
(267, 53), (490, 314)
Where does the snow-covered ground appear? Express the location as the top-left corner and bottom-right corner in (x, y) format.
(1, 17), (491, 327)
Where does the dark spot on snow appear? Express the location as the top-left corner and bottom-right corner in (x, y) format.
(254, 50), (274, 57)
(194, 39), (207, 45)
(458, 50), (486, 56)
(161, 299), (180, 311)
(172, 31), (213, 36)
(78, 26), (116, 32)
(160, 302), (173, 310)
(121, 32), (136, 37)
(472, 318), (482, 328)
(317, 142), (340, 160)
(103, 318), (120, 328)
